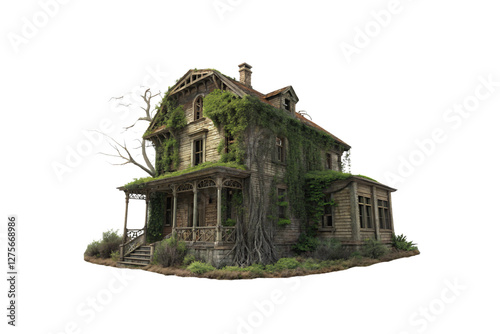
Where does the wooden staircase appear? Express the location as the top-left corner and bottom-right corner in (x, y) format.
(118, 245), (153, 267)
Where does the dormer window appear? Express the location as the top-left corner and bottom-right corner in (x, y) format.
(194, 96), (203, 120)
(284, 98), (290, 111)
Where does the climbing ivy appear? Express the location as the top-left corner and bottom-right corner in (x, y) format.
(147, 192), (166, 243)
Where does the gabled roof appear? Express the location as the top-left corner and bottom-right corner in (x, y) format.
(146, 68), (350, 150)
(263, 86), (299, 102)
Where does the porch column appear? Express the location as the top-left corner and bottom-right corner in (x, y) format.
(372, 186), (381, 241)
(216, 177), (223, 244)
(143, 192), (150, 243)
(172, 187), (178, 236)
(349, 181), (361, 242)
(192, 183), (198, 242)
(120, 192), (130, 260)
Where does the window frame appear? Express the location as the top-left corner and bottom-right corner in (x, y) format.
(275, 137), (285, 163)
(358, 196), (373, 229)
(322, 193), (334, 229)
(193, 95), (204, 121)
(378, 199), (392, 230)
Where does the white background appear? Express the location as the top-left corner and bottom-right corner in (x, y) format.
(1, 0), (499, 333)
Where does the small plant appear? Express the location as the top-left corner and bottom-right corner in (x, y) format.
(277, 218), (291, 226)
(182, 254), (196, 266)
(391, 233), (417, 251)
(110, 250), (120, 262)
(312, 238), (351, 260)
(153, 236), (187, 267)
(361, 238), (388, 259)
(187, 261), (215, 274)
(223, 218), (236, 227)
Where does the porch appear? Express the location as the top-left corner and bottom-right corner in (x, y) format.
(117, 166), (250, 261)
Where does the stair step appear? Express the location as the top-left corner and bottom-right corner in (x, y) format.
(118, 261), (148, 267)
(125, 256), (151, 261)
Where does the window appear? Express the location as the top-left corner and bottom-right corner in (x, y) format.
(284, 98), (290, 111)
(323, 193), (333, 228)
(194, 96), (203, 120)
(193, 139), (204, 166)
(225, 134), (235, 154)
(358, 196), (373, 229)
(378, 200), (391, 229)
(276, 137), (285, 162)
(165, 197), (172, 226)
(278, 188), (286, 219)
(326, 153), (332, 170)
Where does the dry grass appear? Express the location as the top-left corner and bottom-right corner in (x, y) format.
(84, 248), (420, 280)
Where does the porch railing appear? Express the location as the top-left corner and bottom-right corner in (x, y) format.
(174, 226), (236, 243)
(120, 228), (146, 259)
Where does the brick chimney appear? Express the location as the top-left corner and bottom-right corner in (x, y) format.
(238, 63), (252, 88)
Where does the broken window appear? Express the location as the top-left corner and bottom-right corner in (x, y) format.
(193, 139), (204, 166)
(284, 98), (290, 111)
(358, 196), (373, 229)
(276, 137), (285, 162)
(194, 96), (203, 120)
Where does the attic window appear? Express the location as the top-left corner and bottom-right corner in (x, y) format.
(194, 96), (203, 120)
(284, 99), (290, 111)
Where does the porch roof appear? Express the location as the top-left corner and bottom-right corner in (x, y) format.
(117, 166), (251, 194)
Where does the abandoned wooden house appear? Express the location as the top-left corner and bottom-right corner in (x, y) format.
(117, 63), (397, 267)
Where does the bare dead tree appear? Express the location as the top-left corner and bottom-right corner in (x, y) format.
(101, 88), (162, 176)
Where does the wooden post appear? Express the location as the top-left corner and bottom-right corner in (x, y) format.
(372, 186), (380, 241)
(172, 187), (178, 236)
(216, 177), (222, 244)
(192, 184), (198, 242)
(143, 192), (149, 244)
(121, 192), (130, 261)
(349, 182), (361, 243)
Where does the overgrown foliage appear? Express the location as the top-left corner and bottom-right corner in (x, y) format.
(187, 261), (215, 274)
(312, 238), (351, 261)
(84, 229), (122, 259)
(203, 90), (349, 266)
(391, 233), (418, 251)
(147, 192), (166, 243)
(361, 238), (388, 259)
(152, 236), (187, 267)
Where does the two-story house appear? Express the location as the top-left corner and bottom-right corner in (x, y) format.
(117, 63), (397, 267)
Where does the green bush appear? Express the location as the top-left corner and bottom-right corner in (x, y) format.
(301, 258), (321, 270)
(98, 229), (122, 258)
(182, 254), (196, 266)
(84, 229), (122, 258)
(312, 238), (351, 260)
(275, 257), (301, 270)
(391, 233), (417, 251)
(153, 236), (187, 267)
(188, 261), (215, 274)
(361, 239), (388, 259)
(85, 240), (100, 257)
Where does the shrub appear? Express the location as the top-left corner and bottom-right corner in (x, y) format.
(275, 257), (300, 270)
(85, 241), (100, 257)
(301, 258), (321, 270)
(153, 236), (187, 267)
(98, 229), (122, 258)
(188, 261), (215, 274)
(361, 239), (388, 259)
(312, 238), (351, 260)
(110, 250), (120, 262)
(293, 233), (319, 253)
(182, 254), (196, 266)
(391, 233), (417, 251)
